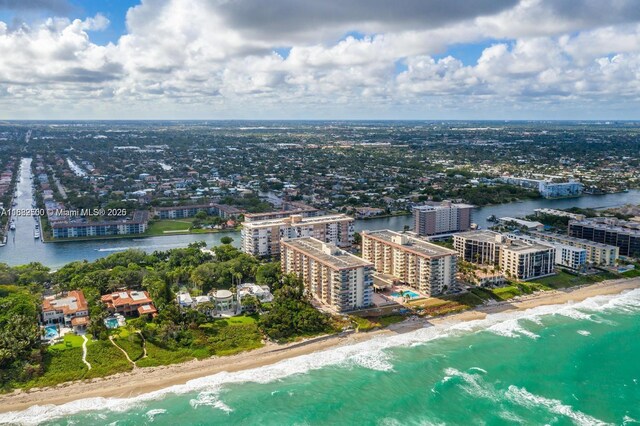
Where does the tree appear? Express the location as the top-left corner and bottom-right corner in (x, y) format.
(220, 236), (234, 245)
(256, 262), (281, 289)
(240, 295), (260, 314)
(258, 275), (331, 341)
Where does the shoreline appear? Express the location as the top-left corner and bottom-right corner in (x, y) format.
(1, 277), (639, 415)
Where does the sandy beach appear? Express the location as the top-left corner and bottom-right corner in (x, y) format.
(1, 277), (639, 414)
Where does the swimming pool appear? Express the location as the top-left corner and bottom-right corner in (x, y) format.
(44, 325), (59, 339)
(105, 317), (120, 329)
(391, 290), (420, 299)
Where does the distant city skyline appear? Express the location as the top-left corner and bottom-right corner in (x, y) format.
(1, 0), (639, 119)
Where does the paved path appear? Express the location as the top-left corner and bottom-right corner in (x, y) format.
(81, 335), (91, 370)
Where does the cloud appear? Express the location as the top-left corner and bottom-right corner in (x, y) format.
(0, 0), (639, 118)
(0, 0), (71, 13)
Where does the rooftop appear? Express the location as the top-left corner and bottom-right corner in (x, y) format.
(243, 213), (353, 229)
(282, 237), (372, 270)
(363, 229), (457, 258)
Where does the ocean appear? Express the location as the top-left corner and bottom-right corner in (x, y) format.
(3, 289), (640, 426)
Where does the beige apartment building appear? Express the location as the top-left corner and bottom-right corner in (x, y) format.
(361, 229), (457, 296)
(281, 237), (373, 312)
(242, 214), (354, 257)
(528, 231), (619, 266)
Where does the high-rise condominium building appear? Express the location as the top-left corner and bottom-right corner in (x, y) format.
(453, 230), (555, 280)
(242, 214), (354, 257)
(527, 230), (619, 266)
(361, 230), (457, 296)
(413, 201), (474, 236)
(280, 237), (373, 312)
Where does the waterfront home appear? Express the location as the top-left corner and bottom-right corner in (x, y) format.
(210, 289), (238, 317)
(42, 290), (89, 333)
(237, 283), (273, 304)
(101, 290), (157, 317)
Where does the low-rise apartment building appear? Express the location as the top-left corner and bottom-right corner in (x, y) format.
(242, 214), (354, 257)
(51, 211), (149, 239)
(281, 237), (373, 312)
(361, 229), (458, 296)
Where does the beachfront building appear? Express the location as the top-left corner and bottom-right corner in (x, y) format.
(499, 177), (583, 198)
(507, 233), (587, 271)
(500, 242), (556, 280)
(42, 290), (89, 332)
(361, 230), (458, 296)
(413, 201), (474, 236)
(454, 230), (556, 280)
(51, 211), (149, 239)
(527, 231), (619, 266)
(281, 237), (374, 312)
(101, 290), (157, 317)
(154, 203), (242, 219)
(237, 283), (274, 303)
(453, 230), (504, 265)
(242, 214), (354, 257)
(568, 218), (640, 258)
(210, 289), (238, 316)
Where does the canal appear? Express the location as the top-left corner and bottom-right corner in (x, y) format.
(1, 157), (639, 269)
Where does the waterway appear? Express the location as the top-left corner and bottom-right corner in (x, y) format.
(1, 158), (639, 269)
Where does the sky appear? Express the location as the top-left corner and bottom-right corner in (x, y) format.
(0, 0), (639, 120)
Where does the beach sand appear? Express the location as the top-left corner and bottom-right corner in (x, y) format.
(1, 277), (639, 414)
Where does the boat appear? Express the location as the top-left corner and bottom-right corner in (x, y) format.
(486, 215), (497, 222)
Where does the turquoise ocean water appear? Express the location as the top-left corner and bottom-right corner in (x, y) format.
(3, 288), (640, 426)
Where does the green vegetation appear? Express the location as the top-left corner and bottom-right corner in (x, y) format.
(259, 275), (334, 341)
(146, 219), (194, 235)
(531, 270), (617, 289)
(351, 314), (405, 332)
(84, 341), (133, 379)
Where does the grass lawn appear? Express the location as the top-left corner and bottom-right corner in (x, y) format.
(622, 268), (640, 278)
(49, 333), (85, 350)
(146, 219), (194, 235)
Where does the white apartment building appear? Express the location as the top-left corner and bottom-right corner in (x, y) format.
(454, 230), (556, 280)
(528, 231), (619, 266)
(508, 233), (587, 271)
(500, 243), (556, 280)
(242, 214), (354, 257)
(281, 237), (373, 312)
(361, 230), (457, 296)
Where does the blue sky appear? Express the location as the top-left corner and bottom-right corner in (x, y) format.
(0, 0), (638, 119)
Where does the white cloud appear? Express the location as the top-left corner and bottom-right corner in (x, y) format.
(0, 0), (639, 118)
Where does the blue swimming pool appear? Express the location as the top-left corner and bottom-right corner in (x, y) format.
(105, 317), (120, 329)
(391, 290), (420, 299)
(44, 325), (59, 339)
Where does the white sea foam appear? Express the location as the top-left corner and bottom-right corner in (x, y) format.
(2, 287), (639, 425)
(145, 408), (167, 421)
(505, 386), (612, 426)
(189, 391), (233, 413)
(577, 330), (591, 336)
